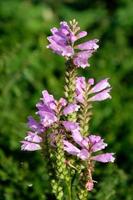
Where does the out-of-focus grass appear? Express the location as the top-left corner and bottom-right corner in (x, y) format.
(0, 0), (133, 199)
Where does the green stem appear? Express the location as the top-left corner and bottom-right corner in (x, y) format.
(41, 133), (56, 198)
(79, 83), (92, 136)
(64, 60), (77, 103)
(64, 60), (77, 122)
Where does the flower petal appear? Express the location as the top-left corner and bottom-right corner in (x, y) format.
(76, 31), (87, 40)
(73, 51), (92, 68)
(77, 149), (89, 160)
(25, 132), (42, 143)
(28, 116), (44, 133)
(89, 88), (112, 101)
(90, 78), (110, 93)
(76, 39), (99, 51)
(92, 153), (115, 163)
(63, 140), (80, 155)
(63, 103), (80, 116)
(89, 135), (107, 152)
(21, 141), (41, 151)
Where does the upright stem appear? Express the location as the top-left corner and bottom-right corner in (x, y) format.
(78, 83), (93, 199)
(64, 60), (77, 122)
(41, 133), (56, 199)
(53, 102), (71, 200)
(79, 83), (92, 136)
(64, 60), (78, 199)
(64, 60), (77, 103)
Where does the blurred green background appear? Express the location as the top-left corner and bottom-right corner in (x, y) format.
(0, 0), (133, 199)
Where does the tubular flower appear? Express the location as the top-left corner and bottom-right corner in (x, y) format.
(47, 20), (99, 68)
(47, 22), (74, 57)
(21, 117), (44, 151)
(76, 77), (111, 103)
(21, 90), (80, 151)
(36, 90), (79, 128)
(63, 122), (115, 163)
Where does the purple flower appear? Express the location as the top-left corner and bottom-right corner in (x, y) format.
(90, 78), (110, 93)
(36, 101), (57, 127)
(41, 90), (56, 110)
(76, 77), (111, 103)
(21, 141), (41, 151)
(36, 90), (58, 127)
(89, 88), (112, 101)
(88, 135), (107, 152)
(73, 39), (99, 68)
(63, 140), (80, 156)
(89, 79), (112, 101)
(63, 121), (83, 146)
(63, 131), (115, 163)
(76, 39), (99, 51)
(21, 131), (42, 151)
(47, 21), (99, 68)
(28, 116), (44, 133)
(88, 78), (94, 86)
(25, 131), (42, 143)
(73, 50), (93, 68)
(37, 90), (80, 128)
(62, 121), (80, 133)
(76, 31), (87, 40)
(47, 22), (74, 57)
(59, 98), (67, 107)
(75, 77), (86, 103)
(92, 153), (115, 163)
(63, 103), (80, 116)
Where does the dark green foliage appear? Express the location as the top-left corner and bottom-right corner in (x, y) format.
(0, 0), (133, 199)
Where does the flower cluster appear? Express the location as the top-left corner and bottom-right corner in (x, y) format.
(21, 90), (80, 151)
(63, 121), (114, 163)
(47, 20), (99, 68)
(76, 77), (111, 103)
(21, 20), (115, 199)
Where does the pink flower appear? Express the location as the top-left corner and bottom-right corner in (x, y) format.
(36, 90), (80, 128)
(21, 131), (42, 151)
(76, 39), (99, 51)
(63, 140), (81, 156)
(63, 103), (80, 116)
(63, 121), (83, 146)
(24, 131), (42, 143)
(21, 141), (41, 151)
(59, 98), (67, 107)
(76, 77), (111, 103)
(75, 77), (86, 103)
(47, 21), (99, 68)
(73, 50), (95, 68)
(88, 135), (107, 152)
(47, 21), (74, 57)
(41, 90), (56, 110)
(85, 180), (94, 191)
(36, 101), (58, 127)
(89, 88), (112, 101)
(76, 31), (87, 40)
(73, 39), (99, 68)
(63, 127), (115, 163)
(92, 153), (115, 163)
(90, 78), (110, 93)
(28, 116), (44, 133)
(21, 89), (81, 152)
